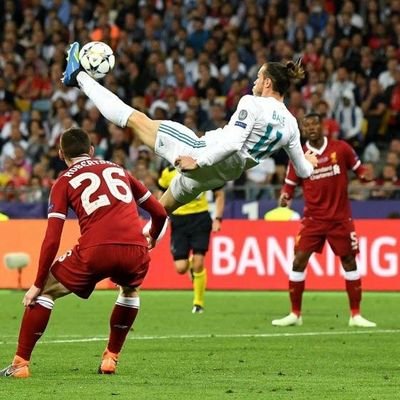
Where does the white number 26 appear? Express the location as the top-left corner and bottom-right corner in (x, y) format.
(69, 167), (133, 215)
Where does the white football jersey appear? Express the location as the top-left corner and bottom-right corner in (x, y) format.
(196, 95), (313, 179)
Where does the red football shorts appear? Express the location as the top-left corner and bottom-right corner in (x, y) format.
(295, 218), (359, 256)
(51, 244), (150, 298)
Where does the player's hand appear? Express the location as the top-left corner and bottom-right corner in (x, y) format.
(305, 150), (318, 168)
(23, 285), (41, 307)
(174, 156), (198, 171)
(212, 219), (222, 232)
(359, 165), (374, 182)
(279, 192), (290, 207)
(146, 235), (157, 250)
(142, 221), (156, 250)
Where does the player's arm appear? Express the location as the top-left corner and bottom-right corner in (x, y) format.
(128, 174), (168, 244)
(280, 162), (301, 206)
(342, 141), (371, 181)
(182, 96), (256, 169)
(31, 179), (68, 302)
(212, 187), (225, 232)
(34, 218), (65, 289)
(284, 127), (316, 178)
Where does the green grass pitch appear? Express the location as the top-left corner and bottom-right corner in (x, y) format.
(0, 290), (399, 400)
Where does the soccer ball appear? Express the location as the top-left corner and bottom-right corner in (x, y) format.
(79, 41), (115, 80)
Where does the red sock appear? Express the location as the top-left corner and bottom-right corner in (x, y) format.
(107, 304), (139, 354)
(16, 304), (52, 361)
(289, 280), (305, 316)
(345, 279), (362, 316)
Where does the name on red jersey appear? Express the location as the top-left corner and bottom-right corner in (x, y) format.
(64, 159), (115, 178)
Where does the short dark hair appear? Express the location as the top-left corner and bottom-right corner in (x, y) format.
(303, 112), (322, 122)
(60, 127), (91, 159)
(263, 60), (305, 96)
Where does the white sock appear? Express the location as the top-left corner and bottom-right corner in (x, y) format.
(289, 270), (306, 282)
(77, 72), (134, 127)
(36, 296), (54, 310)
(344, 270), (360, 281)
(116, 295), (140, 309)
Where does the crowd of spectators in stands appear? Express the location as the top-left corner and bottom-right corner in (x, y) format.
(0, 0), (400, 204)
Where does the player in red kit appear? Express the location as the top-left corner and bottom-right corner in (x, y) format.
(0, 128), (168, 378)
(272, 113), (376, 328)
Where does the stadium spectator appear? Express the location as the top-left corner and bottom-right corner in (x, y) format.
(378, 58), (399, 90)
(334, 89), (364, 154)
(199, 103), (227, 134)
(0, 156), (15, 188)
(272, 113), (376, 328)
(316, 100), (340, 140)
(158, 165), (225, 314)
(187, 16), (209, 54)
(371, 163), (400, 199)
(383, 68), (400, 139)
(1, 126), (28, 161)
(0, 127), (168, 378)
(194, 61), (221, 99)
(246, 158), (277, 201)
(26, 120), (49, 165)
(326, 65), (355, 113)
(0, 76), (15, 107)
(219, 51), (247, 95)
(361, 79), (387, 146)
(23, 175), (44, 203)
(1, 110), (28, 141)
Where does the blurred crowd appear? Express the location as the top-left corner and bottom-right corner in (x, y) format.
(0, 0), (400, 203)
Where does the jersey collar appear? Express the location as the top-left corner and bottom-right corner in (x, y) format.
(71, 155), (91, 165)
(306, 137), (327, 155)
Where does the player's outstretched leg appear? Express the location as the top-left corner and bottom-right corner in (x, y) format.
(61, 42), (82, 87)
(99, 288), (140, 374)
(62, 42), (159, 149)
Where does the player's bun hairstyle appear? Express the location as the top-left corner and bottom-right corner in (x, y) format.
(265, 59), (305, 96)
(286, 60), (305, 82)
(61, 127), (91, 159)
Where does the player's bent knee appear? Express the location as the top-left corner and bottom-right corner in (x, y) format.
(127, 112), (159, 148)
(41, 274), (70, 300)
(292, 261), (307, 272)
(341, 254), (357, 270)
(175, 261), (189, 274)
(119, 286), (138, 297)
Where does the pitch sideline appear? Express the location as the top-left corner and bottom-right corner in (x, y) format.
(0, 329), (399, 345)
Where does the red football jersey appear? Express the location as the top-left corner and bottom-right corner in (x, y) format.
(48, 157), (149, 248)
(283, 138), (362, 220)
(34, 156), (167, 289)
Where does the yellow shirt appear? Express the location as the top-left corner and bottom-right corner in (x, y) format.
(264, 207), (301, 221)
(158, 167), (209, 215)
(0, 212), (9, 221)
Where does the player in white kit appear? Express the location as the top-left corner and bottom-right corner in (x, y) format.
(62, 42), (317, 213)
